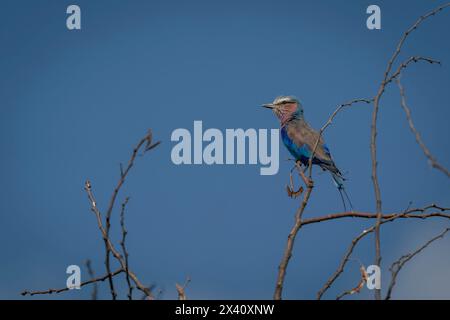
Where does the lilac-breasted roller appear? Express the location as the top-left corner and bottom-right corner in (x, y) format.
(262, 96), (353, 210)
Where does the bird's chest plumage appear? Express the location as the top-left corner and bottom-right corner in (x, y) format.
(281, 124), (311, 164)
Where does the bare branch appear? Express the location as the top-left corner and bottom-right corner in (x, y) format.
(308, 98), (373, 178)
(303, 205), (450, 227)
(385, 227), (450, 300)
(176, 276), (191, 300)
(396, 77), (450, 178)
(85, 259), (98, 300)
(274, 162), (314, 300)
(370, 3), (450, 299)
(21, 268), (123, 297)
(103, 129), (160, 299)
(317, 204), (417, 299)
(386, 56), (441, 85)
(84, 180), (154, 299)
(120, 197), (134, 300)
(336, 265), (368, 300)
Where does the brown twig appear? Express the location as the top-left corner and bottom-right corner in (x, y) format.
(385, 227), (450, 300)
(396, 77), (450, 178)
(85, 180), (153, 299)
(316, 204), (450, 300)
(336, 265), (368, 300)
(21, 268), (124, 297)
(85, 259), (98, 300)
(176, 276), (191, 300)
(370, 3), (450, 300)
(103, 129), (160, 299)
(120, 197), (134, 300)
(308, 98), (373, 179)
(21, 130), (159, 299)
(386, 56), (441, 85)
(303, 205), (450, 227)
(274, 162), (314, 300)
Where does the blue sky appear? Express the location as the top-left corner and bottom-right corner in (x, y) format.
(0, 0), (449, 299)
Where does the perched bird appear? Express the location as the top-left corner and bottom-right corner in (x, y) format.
(262, 96), (353, 210)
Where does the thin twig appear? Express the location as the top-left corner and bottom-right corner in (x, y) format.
(385, 56), (441, 85)
(85, 259), (98, 300)
(370, 3), (450, 299)
(396, 77), (450, 178)
(176, 276), (191, 300)
(308, 98), (373, 178)
(336, 265), (368, 300)
(302, 205), (450, 227)
(21, 268), (123, 297)
(274, 162), (314, 300)
(385, 227), (450, 300)
(85, 180), (154, 299)
(317, 205), (415, 299)
(103, 129), (159, 299)
(120, 197), (134, 300)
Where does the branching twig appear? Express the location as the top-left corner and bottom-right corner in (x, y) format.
(176, 276), (191, 300)
(396, 77), (450, 178)
(385, 227), (450, 300)
(103, 130), (160, 299)
(308, 98), (373, 178)
(274, 162), (314, 300)
(85, 180), (153, 299)
(303, 205), (450, 227)
(370, 3), (450, 299)
(386, 56), (441, 85)
(21, 268), (124, 297)
(314, 204), (450, 299)
(21, 130), (160, 299)
(336, 265), (368, 300)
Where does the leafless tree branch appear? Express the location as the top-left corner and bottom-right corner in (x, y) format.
(308, 98), (373, 178)
(385, 227), (450, 300)
(85, 259), (98, 300)
(274, 162), (314, 300)
(21, 268), (124, 297)
(370, 3), (450, 299)
(316, 203), (450, 299)
(176, 276), (191, 300)
(120, 196), (134, 300)
(336, 265), (368, 300)
(396, 77), (450, 177)
(102, 129), (160, 299)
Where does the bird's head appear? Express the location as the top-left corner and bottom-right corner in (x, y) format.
(261, 96), (303, 125)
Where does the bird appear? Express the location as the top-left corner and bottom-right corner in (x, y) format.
(262, 95), (353, 211)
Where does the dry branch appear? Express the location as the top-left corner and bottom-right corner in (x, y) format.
(370, 3), (450, 299)
(120, 197), (134, 300)
(316, 204), (450, 299)
(385, 227), (450, 300)
(274, 162), (314, 300)
(176, 277), (191, 300)
(21, 268), (123, 297)
(85, 259), (98, 300)
(396, 77), (450, 177)
(336, 265), (368, 300)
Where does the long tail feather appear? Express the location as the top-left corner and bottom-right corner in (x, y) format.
(331, 173), (354, 211)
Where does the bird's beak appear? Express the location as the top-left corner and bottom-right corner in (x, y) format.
(261, 103), (275, 109)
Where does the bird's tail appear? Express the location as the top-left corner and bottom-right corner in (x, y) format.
(331, 172), (354, 212)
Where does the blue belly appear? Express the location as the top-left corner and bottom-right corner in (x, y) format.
(281, 127), (312, 165)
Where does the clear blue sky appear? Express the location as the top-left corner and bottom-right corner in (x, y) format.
(1, 0), (449, 299)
